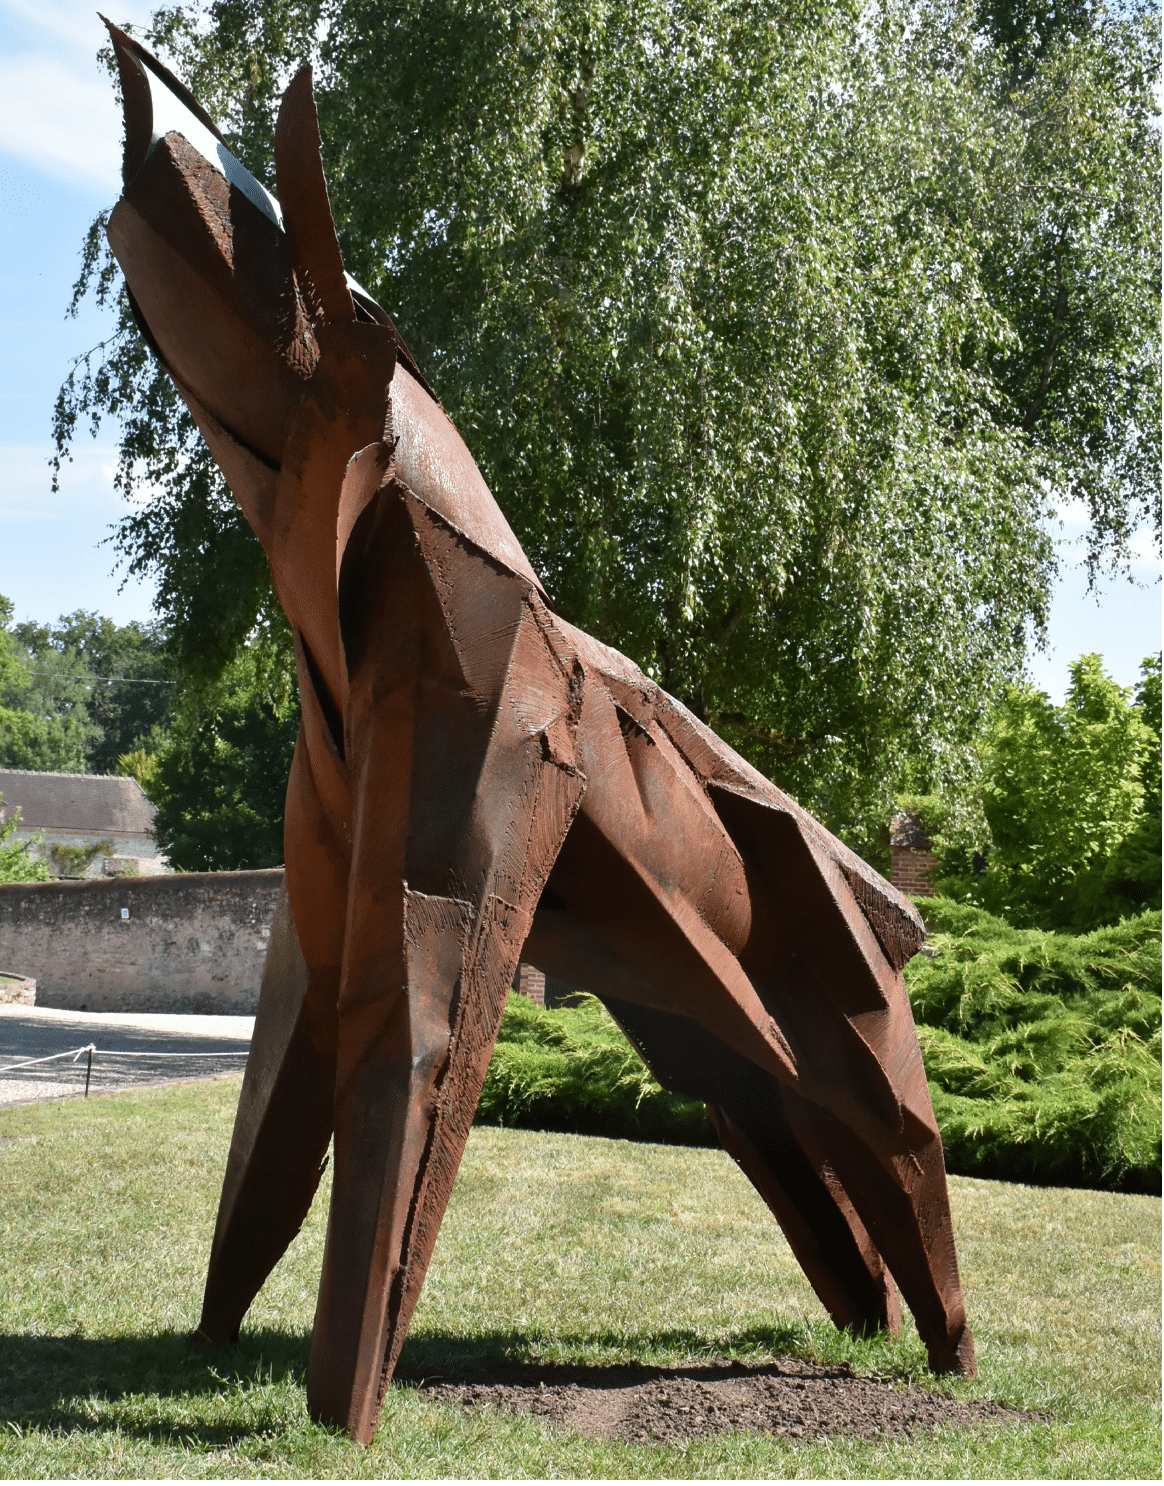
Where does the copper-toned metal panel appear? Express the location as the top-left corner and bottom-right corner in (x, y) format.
(102, 26), (974, 1442)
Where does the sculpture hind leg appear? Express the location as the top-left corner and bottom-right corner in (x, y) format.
(781, 1093), (975, 1374)
(704, 787), (976, 1376)
(716, 1062), (972, 1373)
(601, 997), (898, 1339)
(708, 1099), (900, 1338)
(198, 739), (346, 1343)
(604, 992), (968, 1370)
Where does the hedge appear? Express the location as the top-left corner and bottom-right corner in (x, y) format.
(477, 900), (1161, 1193)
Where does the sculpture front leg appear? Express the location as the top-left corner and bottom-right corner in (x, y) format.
(306, 492), (586, 1440)
(198, 737), (346, 1342)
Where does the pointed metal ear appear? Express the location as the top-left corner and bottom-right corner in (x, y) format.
(275, 65), (355, 323)
(101, 14), (228, 183)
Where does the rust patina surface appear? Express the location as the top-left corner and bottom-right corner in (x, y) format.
(103, 25), (975, 1444)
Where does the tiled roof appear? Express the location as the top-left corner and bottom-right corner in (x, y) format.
(0, 769), (156, 837)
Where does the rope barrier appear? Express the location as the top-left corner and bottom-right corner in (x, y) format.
(0, 1042), (249, 1095)
(0, 1046), (96, 1073)
(76, 1049), (251, 1058)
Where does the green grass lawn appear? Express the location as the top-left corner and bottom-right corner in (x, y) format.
(0, 1080), (1159, 1479)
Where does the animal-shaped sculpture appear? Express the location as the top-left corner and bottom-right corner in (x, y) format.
(103, 22), (975, 1443)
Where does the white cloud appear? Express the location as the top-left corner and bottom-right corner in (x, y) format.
(1, 1), (109, 54)
(1, 2), (154, 55)
(0, 1), (155, 193)
(1052, 497), (1091, 528)
(1049, 497), (1159, 577)
(0, 51), (122, 192)
(1129, 525), (1161, 576)
(0, 439), (123, 520)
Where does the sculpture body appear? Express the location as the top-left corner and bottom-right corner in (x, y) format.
(103, 24), (975, 1444)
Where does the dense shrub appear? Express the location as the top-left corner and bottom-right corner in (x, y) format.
(906, 897), (1161, 1194)
(0, 798), (50, 885)
(477, 992), (714, 1146)
(479, 900), (1161, 1193)
(925, 654), (1161, 932)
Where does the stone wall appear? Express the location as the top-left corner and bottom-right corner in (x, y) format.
(0, 870), (282, 1013)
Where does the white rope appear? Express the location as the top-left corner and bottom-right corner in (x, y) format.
(89, 1049), (250, 1058)
(0, 1044), (248, 1074)
(0, 1045), (94, 1073)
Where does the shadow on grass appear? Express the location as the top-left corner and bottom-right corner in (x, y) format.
(0, 1328), (306, 1403)
(394, 1322), (820, 1381)
(0, 1322), (832, 1444)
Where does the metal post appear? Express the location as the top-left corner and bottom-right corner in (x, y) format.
(85, 1045), (93, 1098)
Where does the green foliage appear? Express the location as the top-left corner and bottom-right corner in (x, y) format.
(906, 896), (1161, 1192)
(33, 610), (174, 774)
(148, 631), (300, 870)
(1097, 653), (1164, 918)
(47, 840), (114, 879)
(0, 704), (94, 775)
(0, 597), (101, 772)
(0, 594), (172, 775)
(0, 797), (51, 885)
(936, 652), (1160, 929)
(55, 0), (1160, 850)
(969, 1), (1162, 578)
(477, 992), (714, 1144)
(480, 901), (1161, 1193)
(116, 747), (161, 794)
(1, 590), (299, 872)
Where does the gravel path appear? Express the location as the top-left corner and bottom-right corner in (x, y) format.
(0, 1006), (252, 1106)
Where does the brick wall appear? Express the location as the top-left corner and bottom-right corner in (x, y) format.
(513, 962), (546, 1006)
(890, 844), (939, 897)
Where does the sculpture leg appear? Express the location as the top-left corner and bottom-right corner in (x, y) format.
(709, 1096), (900, 1338)
(304, 788), (583, 1439)
(702, 787), (975, 1376)
(783, 1095), (975, 1375)
(198, 740), (346, 1342)
(303, 880), (517, 1441)
(306, 496), (586, 1440)
(598, 995), (898, 1338)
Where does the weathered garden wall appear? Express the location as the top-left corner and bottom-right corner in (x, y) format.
(0, 870), (282, 1013)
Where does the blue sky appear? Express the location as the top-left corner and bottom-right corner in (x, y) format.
(1, 1), (1159, 699)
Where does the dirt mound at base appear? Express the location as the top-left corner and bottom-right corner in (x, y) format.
(409, 1358), (1034, 1445)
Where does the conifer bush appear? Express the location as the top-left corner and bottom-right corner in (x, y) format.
(476, 992), (715, 1146)
(479, 900), (1161, 1193)
(906, 898), (1161, 1193)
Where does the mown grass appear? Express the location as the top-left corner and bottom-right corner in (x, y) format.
(0, 1080), (1159, 1478)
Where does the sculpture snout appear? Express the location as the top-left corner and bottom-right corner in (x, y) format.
(102, 18), (398, 471)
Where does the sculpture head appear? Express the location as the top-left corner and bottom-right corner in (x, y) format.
(103, 19), (544, 693)
(103, 17), (418, 470)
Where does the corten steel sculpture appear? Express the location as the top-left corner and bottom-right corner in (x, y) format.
(103, 22), (976, 1443)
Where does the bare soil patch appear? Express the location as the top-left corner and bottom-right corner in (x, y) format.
(407, 1358), (1034, 1445)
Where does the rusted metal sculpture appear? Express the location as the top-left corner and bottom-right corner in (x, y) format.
(103, 23), (976, 1444)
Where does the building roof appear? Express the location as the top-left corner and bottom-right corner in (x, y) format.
(0, 769), (157, 839)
